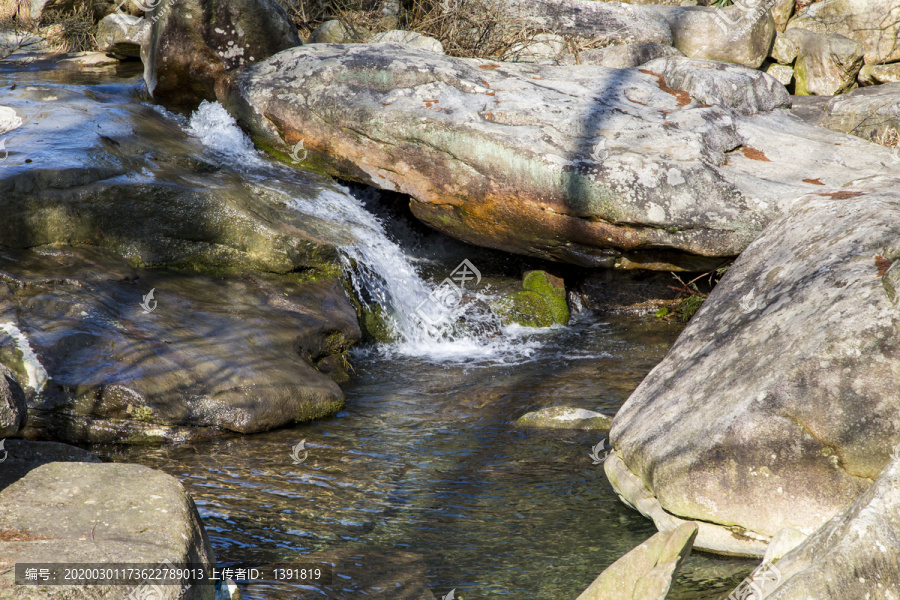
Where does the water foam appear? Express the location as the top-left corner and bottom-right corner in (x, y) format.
(184, 102), (545, 363)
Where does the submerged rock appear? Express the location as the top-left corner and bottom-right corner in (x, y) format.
(608, 176), (900, 556)
(575, 522), (698, 600)
(0, 246), (359, 444)
(492, 291), (554, 328)
(523, 270), (569, 325)
(516, 406), (612, 430)
(218, 44), (893, 270)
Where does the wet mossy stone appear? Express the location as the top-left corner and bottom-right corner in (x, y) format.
(523, 270), (570, 325)
(492, 291), (554, 328)
(361, 304), (398, 343)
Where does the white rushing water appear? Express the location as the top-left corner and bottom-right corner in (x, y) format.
(185, 101), (543, 363)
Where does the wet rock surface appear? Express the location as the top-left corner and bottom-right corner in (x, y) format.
(0, 245), (359, 443)
(0, 79), (342, 275)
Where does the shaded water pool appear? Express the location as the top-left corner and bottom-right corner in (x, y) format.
(98, 314), (755, 600)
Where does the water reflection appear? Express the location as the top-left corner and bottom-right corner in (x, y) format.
(98, 314), (754, 599)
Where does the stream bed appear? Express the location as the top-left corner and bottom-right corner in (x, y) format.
(97, 312), (756, 600)
(1, 60), (759, 600)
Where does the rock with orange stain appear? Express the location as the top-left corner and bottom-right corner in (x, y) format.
(217, 44), (896, 270)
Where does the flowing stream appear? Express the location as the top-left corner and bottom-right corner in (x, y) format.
(0, 64), (759, 599)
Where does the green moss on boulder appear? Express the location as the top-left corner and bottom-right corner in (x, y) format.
(523, 270), (569, 325)
(491, 291), (554, 327)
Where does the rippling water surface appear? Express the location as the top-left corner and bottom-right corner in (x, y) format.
(1, 63), (757, 600)
(101, 313), (755, 600)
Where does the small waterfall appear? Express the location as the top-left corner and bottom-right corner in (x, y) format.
(185, 101), (540, 362)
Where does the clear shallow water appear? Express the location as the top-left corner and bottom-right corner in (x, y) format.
(2, 65), (759, 599)
(98, 313), (755, 600)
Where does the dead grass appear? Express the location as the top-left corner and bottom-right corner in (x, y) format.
(276, 0), (564, 59)
(0, 0), (99, 57)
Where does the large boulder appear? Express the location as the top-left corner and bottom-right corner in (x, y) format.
(811, 82), (900, 142)
(95, 13), (149, 58)
(607, 176), (900, 556)
(787, 0), (900, 64)
(639, 56), (791, 114)
(0, 79), (341, 275)
(645, 4), (776, 68)
(789, 29), (864, 95)
(369, 30), (444, 54)
(757, 454), (900, 598)
(501, 0), (673, 47)
(0, 245), (359, 444)
(0, 460), (216, 600)
(143, 0), (300, 107)
(218, 44), (893, 270)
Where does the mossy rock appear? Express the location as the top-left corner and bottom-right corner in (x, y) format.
(522, 270), (569, 325)
(491, 291), (554, 328)
(360, 304), (398, 343)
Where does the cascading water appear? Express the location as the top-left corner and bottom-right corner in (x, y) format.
(184, 101), (540, 362)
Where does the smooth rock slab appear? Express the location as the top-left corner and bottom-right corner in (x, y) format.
(0, 79), (342, 275)
(608, 176), (900, 556)
(0, 246), (360, 444)
(0, 461), (216, 600)
(758, 454), (900, 599)
(219, 44), (896, 269)
(576, 522), (698, 600)
(579, 43), (683, 69)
